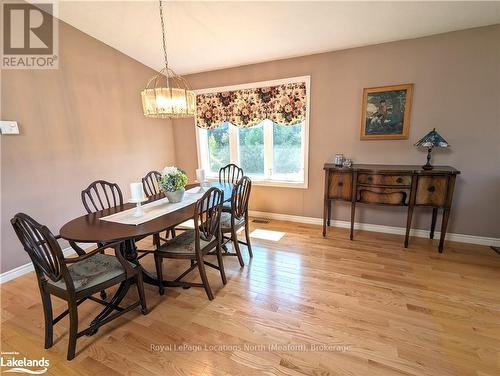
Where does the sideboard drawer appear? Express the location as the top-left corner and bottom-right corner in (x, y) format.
(358, 187), (410, 205)
(328, 172), (352, 200)
(416, 176), (448, 206)
(358, 173), (411, 186)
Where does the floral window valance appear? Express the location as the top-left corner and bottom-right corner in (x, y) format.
(196, 81), (307, 129)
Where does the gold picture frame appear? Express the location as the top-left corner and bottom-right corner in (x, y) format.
(360, 83), (413, 140)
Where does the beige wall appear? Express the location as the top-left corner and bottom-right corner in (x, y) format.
(1, 20), (176, 272)
(173, 25), (500, 239)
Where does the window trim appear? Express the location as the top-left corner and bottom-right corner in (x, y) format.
(194, 76), (310, 189)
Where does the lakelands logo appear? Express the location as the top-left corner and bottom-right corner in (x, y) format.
(1, 1), (59, 69)
(0, 352), (49, 374)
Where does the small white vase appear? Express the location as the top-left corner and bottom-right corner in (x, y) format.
(165, 188), (185, 203)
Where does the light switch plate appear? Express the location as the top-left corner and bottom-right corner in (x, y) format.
(0, 121), (20, 135)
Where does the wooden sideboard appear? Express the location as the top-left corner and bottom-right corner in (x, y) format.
(323, 164), (460, 252)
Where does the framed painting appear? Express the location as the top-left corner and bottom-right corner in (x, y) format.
(360, 83), (413, 140)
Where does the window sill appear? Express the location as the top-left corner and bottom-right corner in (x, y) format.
(206, 177), (308, 189)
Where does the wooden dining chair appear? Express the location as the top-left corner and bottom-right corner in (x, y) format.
(142, 171), (176, 240)
(220, 176), (253, 267)
(10, 213), (148, 361)
(80, 180), (153, 297)
(219, 163), (243, 185)
(141, 170), (161, 197)
(81, 180), (124, 214)
(81, 180), (125, 299)
(154, 187), (226, 300)
(219, 163), (244, 211)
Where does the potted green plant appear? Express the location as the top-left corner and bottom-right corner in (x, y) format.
(158, 166), (188, 203)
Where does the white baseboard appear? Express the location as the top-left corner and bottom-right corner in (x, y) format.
(0, 243), (92, 284)
(249, 210), (500, 247)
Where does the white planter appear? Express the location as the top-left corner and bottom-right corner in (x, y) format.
(164, 188), (185, 203)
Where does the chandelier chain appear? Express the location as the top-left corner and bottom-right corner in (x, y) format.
(159, 0), (169, 70)
(140, 0), (195, 119)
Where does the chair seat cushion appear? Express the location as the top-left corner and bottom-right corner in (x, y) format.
(158, 230), (210, 255)
(48, 253), (131, 292)
(220, 212), (245, 230)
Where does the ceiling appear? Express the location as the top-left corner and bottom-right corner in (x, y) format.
(56, 1), (500, 75)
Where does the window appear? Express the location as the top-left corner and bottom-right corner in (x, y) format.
(206, 122), (230, 172)
(197, 119), (308, 188)
(195, 76), (309, 188)
(239, 123), (264, 177)
(272, 122), (303, 182)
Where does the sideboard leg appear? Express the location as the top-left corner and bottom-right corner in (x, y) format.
(350, 171), (357, 240)
(322, 200), (327, 237)
(327, 201), (331, 227)
(350, 202), (356, 240)
(322, 169), (329, 237)
(405, 175), (418, 248)
(430, 208), (438, 239)
(404, 205), (414, 248)
(439, 208), (450, 253)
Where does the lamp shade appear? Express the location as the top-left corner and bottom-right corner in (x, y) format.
(141, 67), (196, 119)
(414, 128), (449, 148)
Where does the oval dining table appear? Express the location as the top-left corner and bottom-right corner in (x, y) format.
(59, 182), (234, 331)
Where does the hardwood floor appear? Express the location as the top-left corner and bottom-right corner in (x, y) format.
(1, 219), (499, 375)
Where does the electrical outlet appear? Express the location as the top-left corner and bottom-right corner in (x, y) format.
(0, 121), (20, 135)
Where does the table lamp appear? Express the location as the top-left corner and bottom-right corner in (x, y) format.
(414, 128), (449, 170)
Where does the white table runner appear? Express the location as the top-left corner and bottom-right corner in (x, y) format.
(100, 187), (205, 226)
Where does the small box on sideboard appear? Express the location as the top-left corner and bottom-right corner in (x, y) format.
(323, 163), (460, 253)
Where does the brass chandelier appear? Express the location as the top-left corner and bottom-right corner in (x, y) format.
(141, 1), (195, 119)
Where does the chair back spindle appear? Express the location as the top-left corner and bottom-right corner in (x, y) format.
(231, 176), (252, 220)
(194, 187), (224, 244)
(11, 213), (65, 282)
(81, 180), (123, 213)
(142, 171), (161, 197)
(218, 164), (243, 185)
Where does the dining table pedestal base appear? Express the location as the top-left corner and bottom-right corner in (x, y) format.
(123, 239), (192, 288)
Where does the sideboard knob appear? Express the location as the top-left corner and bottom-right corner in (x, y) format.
(338, 182), (343, 187)
(428, 185), (436, 193)
(396, 177), (403, 183)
